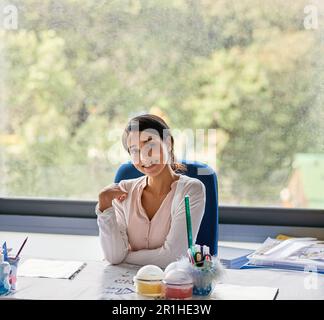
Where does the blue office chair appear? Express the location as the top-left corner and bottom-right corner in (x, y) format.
(114, 160), (219, 256)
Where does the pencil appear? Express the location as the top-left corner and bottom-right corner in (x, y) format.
(184, 195), (193, 249)
(15, 237), (28, 259)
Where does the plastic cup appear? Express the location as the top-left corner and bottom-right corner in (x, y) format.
(133, 265), (164, 297)
(190, 267), (215, 296)
(7, 256), (20, 291)
(162, 268), (193, 300)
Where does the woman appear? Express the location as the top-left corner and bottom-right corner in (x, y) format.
(96, 114), (206, 268)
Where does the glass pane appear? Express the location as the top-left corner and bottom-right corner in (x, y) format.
(0, 0), (323, 208)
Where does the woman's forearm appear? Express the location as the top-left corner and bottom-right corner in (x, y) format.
(96, 205), (129, 264)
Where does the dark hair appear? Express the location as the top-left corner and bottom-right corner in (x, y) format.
(122, 114), (186, 173)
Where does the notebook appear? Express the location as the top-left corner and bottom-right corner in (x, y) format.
(17, 259), (87, 279)
(218, 246), (254, 269)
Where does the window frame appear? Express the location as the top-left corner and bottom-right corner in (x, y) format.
(1, 197), (324, 227)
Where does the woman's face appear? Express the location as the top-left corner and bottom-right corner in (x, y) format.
(127, 130), (170, 177)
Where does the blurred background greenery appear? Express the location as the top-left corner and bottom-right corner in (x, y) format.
(0, 0), (323, 207)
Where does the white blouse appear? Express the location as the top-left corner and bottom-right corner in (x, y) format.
(96, 174), (206, 268)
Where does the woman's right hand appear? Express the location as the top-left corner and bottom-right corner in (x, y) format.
(98, 183), (128, 212)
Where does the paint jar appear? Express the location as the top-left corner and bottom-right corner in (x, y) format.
(133, 265), (164, 297)
(164, 261), (179, 274)
(162, 269), (193, 300)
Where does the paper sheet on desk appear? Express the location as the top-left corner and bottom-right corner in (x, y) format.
(17, 259), (86, 279)
(100, 263), (138, 300)
(210, 284), (278, 300)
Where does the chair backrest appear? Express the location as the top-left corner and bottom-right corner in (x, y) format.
(114, 160), (219, 255)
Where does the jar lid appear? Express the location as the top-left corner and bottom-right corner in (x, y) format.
(163, 269), (193, 285)
(135, 265), (164, 281)
(164, 261), (180, 274)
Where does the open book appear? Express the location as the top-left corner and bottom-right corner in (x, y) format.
(242, 237), (324, 273)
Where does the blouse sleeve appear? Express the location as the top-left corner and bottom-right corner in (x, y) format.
(96, 183), (130, 265)
(124, 179), (206, 268)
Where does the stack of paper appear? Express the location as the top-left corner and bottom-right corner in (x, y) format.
(210, 284), (279, 300)
(18, 259), (87, 279)
(218, 246), (254, 269)
(243, 237), (324, 273)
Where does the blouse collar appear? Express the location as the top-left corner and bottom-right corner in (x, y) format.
(140, 174), (182, 190)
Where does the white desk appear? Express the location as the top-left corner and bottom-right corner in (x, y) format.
(5, 260), (324, 300)
(1, 231), (324, 300)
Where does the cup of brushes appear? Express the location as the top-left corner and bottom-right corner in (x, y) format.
(186, 244), (223, 296)
(183, 194), (223, 296)
(1, 237), (28, 294)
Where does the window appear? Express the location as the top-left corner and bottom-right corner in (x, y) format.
(1, 0), (323, 210)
